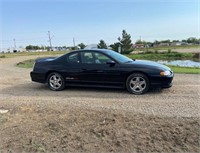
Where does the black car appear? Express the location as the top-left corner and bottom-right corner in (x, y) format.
(30, 49), (173, 94)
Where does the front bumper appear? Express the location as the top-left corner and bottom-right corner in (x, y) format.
(150, 74), (174, 88)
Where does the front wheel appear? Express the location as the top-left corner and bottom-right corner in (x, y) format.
(126, 73), (149, 94)
(47, 72), (65, 91)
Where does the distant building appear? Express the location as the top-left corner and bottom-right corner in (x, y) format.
(85, 44), (98, 49)
(133, 44), (145, 48)
(52, 47), (66, 51)
(0, 47), (26, 53)
(158, 43), (170, 47)
(170, 42), (188, 46)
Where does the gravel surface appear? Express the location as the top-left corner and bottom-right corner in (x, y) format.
(0, 55), (200, 152)
(0, 56), (200, 118)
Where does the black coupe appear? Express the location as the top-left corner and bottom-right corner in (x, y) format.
(30, 49), (173, 94)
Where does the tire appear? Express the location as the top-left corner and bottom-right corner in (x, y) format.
(47, 72), (65, 91)
(126, 73), (149, 94)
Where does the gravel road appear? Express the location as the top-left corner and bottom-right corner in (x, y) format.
(0, 56), (199, 118)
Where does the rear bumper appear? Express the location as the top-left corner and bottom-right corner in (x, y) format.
(30, 71), (46, 83)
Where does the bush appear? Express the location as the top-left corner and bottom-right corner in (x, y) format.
(154, 50), (158, 54)
(122, 50), (133, 54)
(193, 53), (200, 59)
(0, 55), (6, 58)
(144, 51), (154, 54)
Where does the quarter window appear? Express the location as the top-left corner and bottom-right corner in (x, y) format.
(68, 53), (79, 63)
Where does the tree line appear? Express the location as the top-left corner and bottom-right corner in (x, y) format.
(25, 30), (199, 54)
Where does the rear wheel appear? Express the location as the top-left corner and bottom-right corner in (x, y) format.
(126, 73), (149, 94)
(47, 72), (65, 91)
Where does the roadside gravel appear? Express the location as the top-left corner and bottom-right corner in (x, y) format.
(0, 56), (199, 117)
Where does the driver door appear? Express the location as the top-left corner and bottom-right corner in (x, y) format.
(79, 51), (122, 85)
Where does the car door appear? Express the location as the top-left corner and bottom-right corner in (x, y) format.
(62, 52), (81, 83)
(79, 51), (122, 86)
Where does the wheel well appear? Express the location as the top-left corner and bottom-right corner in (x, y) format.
(125, 71), (150, 82)
(45, 71), (59, 82)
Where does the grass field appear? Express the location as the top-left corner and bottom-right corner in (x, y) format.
(0, 50), (68, 58)
(0, 50), (198, 60)
(134, 45), (200, 51)
(126, 52), (195, 61)
(169, 66), (200, 74)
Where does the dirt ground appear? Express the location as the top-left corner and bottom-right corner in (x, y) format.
(0, 56), (200, 152)
(173, 48), (200, 53)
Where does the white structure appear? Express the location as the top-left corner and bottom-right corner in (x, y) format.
(84, 44), (98, 49)
(0, 47), (26, 53)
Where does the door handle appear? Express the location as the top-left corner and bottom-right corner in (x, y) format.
(81, 68), (87, 71)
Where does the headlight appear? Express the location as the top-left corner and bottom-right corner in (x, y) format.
(160, 70), (171, 76)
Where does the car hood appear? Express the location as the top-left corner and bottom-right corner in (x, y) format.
(127, 60), (171, 71)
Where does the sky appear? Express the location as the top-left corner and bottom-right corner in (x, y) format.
(0, 0), (199, 48)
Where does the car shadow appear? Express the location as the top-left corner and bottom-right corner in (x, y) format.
(0, 82), (163, 99)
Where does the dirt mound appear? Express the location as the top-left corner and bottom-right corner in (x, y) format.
(0, 105), (199, 152)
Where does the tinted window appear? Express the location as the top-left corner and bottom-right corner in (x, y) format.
(81, 52), (95, 64)
(94, 52), (111, 64)
(68, 53), (79, 63)
(104, 50), (132, 63)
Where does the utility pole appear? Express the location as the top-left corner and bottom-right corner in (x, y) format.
(13, 39), (16, 49)
(48, 31), (53, 51)
(73, 37), (76, 48)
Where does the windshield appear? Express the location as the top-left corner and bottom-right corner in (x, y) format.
(104, 50), (133, 63)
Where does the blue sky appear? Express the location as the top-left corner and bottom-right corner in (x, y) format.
(0, 0), (199, 48)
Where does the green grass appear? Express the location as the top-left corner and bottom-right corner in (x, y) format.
(134, 45), (200, 51)
(16, 58), (200, 74)
(168, 66), (200, 74)
(1, 50), (198, 61)
(16, 59), (35, 68)
(126, 52), (195, 61)
(0, 55), (6, 58)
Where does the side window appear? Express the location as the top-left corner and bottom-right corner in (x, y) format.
(68, 53), (79, 63)
(94, 53), (112, 64)
(81, 52), (95, 64)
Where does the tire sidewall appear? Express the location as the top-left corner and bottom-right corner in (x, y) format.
(47, 72), (65, 91)
(126, 73), (149, 94)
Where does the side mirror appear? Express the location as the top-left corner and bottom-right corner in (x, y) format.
(106, 60), (115, 66)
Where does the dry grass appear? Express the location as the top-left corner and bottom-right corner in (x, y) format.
(0, 104), (199, 153)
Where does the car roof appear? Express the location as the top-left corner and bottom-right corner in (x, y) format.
(69, 49), (113, 54)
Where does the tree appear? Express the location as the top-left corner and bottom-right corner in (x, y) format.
(160, 39), (170, 43)
(118, 30), (133, 52)
(110, 42), (121, 52)
(78, 43), (86, 49)
(135, 39), (147, 45)
(182, 39), (187, 43)
(186, 37), (199, 44)
(26, 45), (40, 50)
(98, 40), (107, 49)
